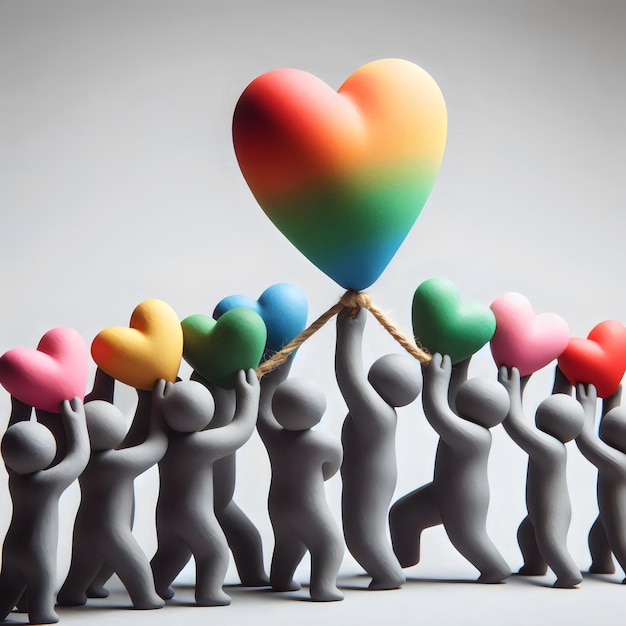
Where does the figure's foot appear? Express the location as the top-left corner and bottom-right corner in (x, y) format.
(195, 590), (231, 606)
(477, 566), (511, 584)
(29, 609), (60, 624)
(86, 584), (110, 598)
(156, 585), (175, 600)
(553, 575), (582, 588)
(271, 579), (301, 592)
(131, 595), (165, 610)
(518, 565), (548, 577)
(56, 590), (88, 607)
(310, 586), (344, 602)
(239, 574), (271, 587)
(367, 573), (405, 590)
(589, 562), (616, 575)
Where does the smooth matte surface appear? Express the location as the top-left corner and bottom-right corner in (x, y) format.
(2, 1), (626, 623)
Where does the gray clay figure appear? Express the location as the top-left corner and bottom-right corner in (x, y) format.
(82, 370), (154, 599)
(56, 380), (169, 609)
(257, 362), (344, 601)
(389, 353), (511, 583)
(150, 369), (259, 606)
(575, 383), (626, 580)
(190, 369), (269, 587)
(498, 365), (585, 588)
(335, 307), (422, 590)
(0, 398), (90, 624)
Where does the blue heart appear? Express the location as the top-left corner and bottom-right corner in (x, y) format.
(213, 283), (308, 360)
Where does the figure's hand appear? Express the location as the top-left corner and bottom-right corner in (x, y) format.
(151, 379), (168, 406)
(235, 368), (261, 404)
(60, 397), (86, 423)
(576, 382), (597, 415)
(336, 307), (367, 334)
(426, 353), (452, 387)
(497, 365), (520, 396)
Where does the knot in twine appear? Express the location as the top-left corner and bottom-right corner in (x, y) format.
(256, 290), (431, 379)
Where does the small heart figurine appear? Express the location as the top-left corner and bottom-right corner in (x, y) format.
(557, 320), (626, 398)
(181, 307), (267, 389)
(213, 283), (307, 360)
(0, 327), (89, 413)
(233, 58), (447, 290)
(412, 278), (495, 364)
(490, 292), (570, 376)
(91, 299), (183, 390)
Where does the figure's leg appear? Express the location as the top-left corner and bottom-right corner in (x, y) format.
(0, 567), (26, 621)
(588, 516), (615, 574)
(27, 558), (60, 624)
(534, 524), (582, 588)
(57, 548), (104, 606)
(187, 518), (231, 606)
(389, 483), (441, 568)
(304, 512), (344, 602)
(105, 532), (164, 609)
(86, 563), (115, 598)
(269, 526), (307, 592)
(216, 500), (269, 586)
(150, 531), (192, 600)
(444, 516), (511, 583)
(517, 516), (548, 576)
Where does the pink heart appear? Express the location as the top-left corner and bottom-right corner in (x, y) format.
(0, 327), (89, 413)
(489, 292), (570, 376)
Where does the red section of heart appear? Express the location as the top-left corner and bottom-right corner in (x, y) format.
(557, 320), (626, 398)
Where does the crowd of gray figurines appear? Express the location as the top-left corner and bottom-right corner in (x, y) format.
(1, 288), (625, 625)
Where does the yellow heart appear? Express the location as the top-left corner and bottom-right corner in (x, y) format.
(91, 299), (183, 390)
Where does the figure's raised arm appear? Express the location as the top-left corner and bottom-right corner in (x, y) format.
(575, 383), (626, 476)
(422, 354), (477, 445)
(8, 395), (31, 427)
(202, 369), (260, 457)
(113, 379), (169, 474)
(257, 360), (293, 441)
(498, 366), (547, 455)
(602, 384), (622, 417)
(335, 308), (385, 419)
(39, 397), (90, 489)
(84, 367), (115, 404)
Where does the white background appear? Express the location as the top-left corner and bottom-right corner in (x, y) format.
(2, 1), (626, 624)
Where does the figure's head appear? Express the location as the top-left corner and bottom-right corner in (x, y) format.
(599, 407), (626, 452)
(85, 400), (127, 451)
(456, 378), (510, 429)
(161, 380), (214, 433)
(272, 378), (326, 431)
(368, 353), (422, 408)
(1, 421), (56, 474)
(535, 394), (584, 442)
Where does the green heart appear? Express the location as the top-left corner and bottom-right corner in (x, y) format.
(181, 308), (267, 389)
(412, 278), (495, 364)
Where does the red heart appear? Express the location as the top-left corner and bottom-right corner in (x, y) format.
(0, 327), (89, 413)
(557, 320), (626, 398)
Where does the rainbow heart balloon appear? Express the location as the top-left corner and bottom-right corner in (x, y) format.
(233, 58), (447, 291)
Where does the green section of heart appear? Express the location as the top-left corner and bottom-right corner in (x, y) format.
(181, 308), (267, 389)
(412, 278), (495, 365)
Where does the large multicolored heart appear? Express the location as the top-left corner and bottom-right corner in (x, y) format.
(181, 308), (266, 389)
(490, 292), (570, 376)
(91, 299), (183, 390)
(412, 278), (495, 364)
(213, 283), (308, 361)
(0, 327), (89, 413)
(557, 320), (626, 398)
(233, 58), (447, 291)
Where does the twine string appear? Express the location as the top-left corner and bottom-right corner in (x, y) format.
(256, 290), (431, 379)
